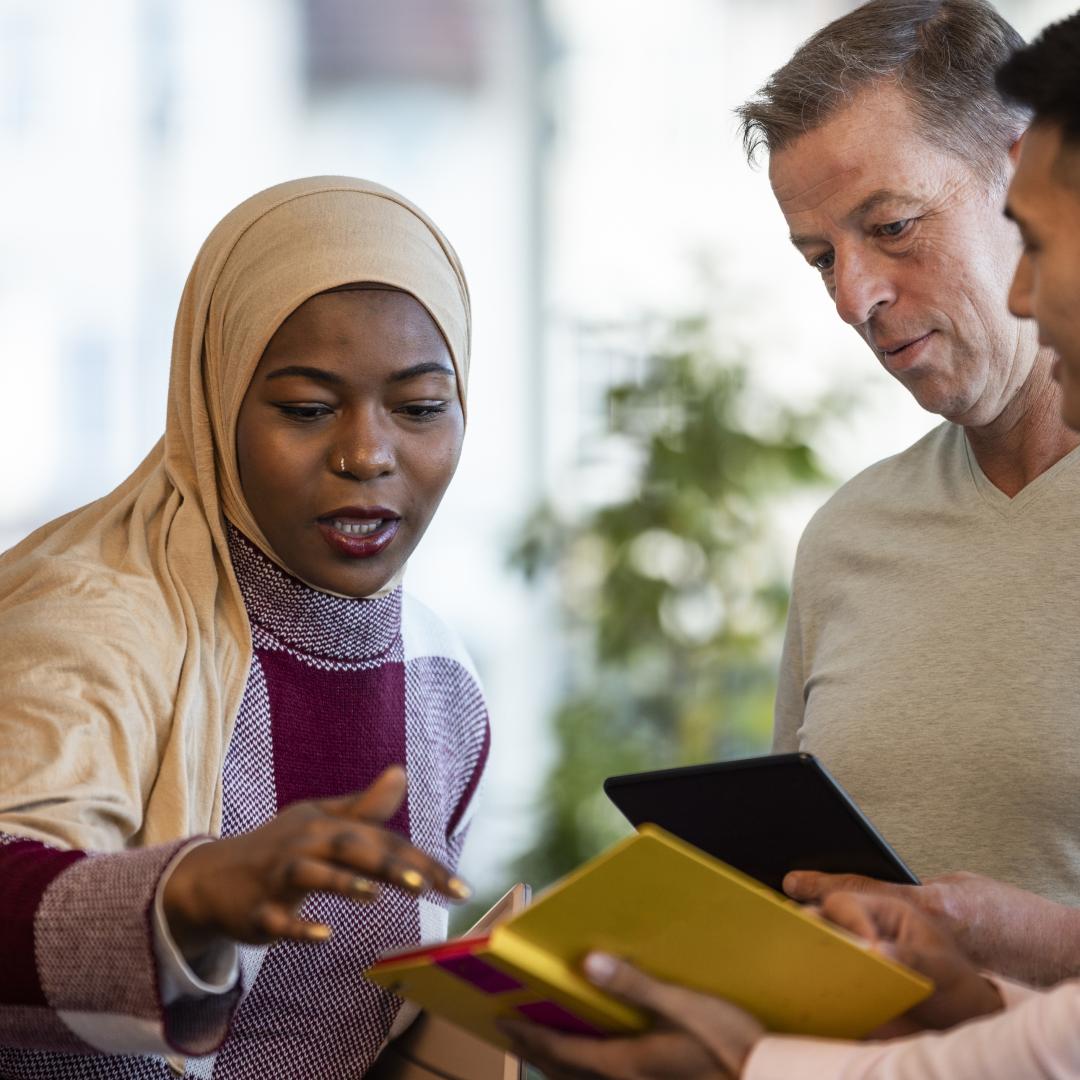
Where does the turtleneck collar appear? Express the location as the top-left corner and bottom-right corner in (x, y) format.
(226, 523), (402, 662)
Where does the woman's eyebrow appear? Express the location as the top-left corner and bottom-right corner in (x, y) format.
(265, 365), (344, 386)
(388, 361), (455, 384)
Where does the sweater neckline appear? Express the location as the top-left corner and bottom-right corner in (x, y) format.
(226, 523), (402, 661)
(962, 431), (1080, 519)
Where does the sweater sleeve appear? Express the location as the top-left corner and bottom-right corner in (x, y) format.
(0, 832), (240, 1058)
(772, 579), (806, 754)
(744, 980), (1080, 1080)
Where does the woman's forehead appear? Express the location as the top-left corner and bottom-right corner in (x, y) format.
(265, 287), (451, 363)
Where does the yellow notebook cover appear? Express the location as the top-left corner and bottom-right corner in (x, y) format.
(368, 885), (528, 1080)
(367, 825), (932, 1052)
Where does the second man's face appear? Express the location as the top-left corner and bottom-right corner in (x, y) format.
(768, 82), (1038, 428)
(1006, 122), (1080, 431)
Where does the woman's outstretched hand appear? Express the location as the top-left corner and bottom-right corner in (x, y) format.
(162, 765), (469, 957)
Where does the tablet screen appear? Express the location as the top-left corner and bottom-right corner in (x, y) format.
(604, 753), (918, 892)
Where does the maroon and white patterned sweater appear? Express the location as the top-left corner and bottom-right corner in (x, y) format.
(0, 527), (490, 1078)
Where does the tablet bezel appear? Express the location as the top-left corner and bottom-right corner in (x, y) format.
(603, 752), (919, 890)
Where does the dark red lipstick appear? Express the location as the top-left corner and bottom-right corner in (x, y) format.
(316, 506), (401, 559)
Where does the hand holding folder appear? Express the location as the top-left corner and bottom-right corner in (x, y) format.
(367, 825), (932, 1052)
(368, 885), (530, 1080)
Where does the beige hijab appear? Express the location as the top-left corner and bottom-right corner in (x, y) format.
(0, 177), (471, 853)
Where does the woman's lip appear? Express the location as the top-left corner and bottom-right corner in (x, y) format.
(318, 505), (399, 522)
(317, 518), (400, 560)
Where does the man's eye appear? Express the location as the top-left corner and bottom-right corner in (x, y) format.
(812, 251), (835, 272)
(879, 219), (912, 238)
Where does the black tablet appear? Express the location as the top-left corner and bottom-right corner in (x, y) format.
(604, 752), (918, 893)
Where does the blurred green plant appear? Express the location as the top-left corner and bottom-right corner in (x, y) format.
(510, 313), (839, 890)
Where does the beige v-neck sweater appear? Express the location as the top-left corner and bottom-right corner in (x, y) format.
(775, 422), (1080, 904)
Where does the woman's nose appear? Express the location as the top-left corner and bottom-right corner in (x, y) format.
(332, 419), (395, 480)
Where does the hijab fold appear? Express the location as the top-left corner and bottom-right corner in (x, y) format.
(0, 177), (471, 852)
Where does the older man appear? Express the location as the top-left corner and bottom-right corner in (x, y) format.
(733, 0), (1080, 988)
(505, 10), (1080, 1080)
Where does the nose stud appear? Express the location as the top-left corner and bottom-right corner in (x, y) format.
(339, 456), (347, 474)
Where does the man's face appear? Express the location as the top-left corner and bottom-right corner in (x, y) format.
(1006, 122), (1080, 430)
(769, 83), (1037, 427)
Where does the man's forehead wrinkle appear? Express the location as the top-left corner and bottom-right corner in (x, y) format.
(773, 162), (863, 216)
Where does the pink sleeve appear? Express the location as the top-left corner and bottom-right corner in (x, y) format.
(989, 973), (1042, 1009)
(743, 980), (1080, 1080)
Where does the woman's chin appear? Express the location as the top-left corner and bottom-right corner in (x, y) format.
(308, 560), (402, 598)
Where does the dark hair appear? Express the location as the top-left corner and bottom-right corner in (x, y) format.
(736, 0), (1029, 188)
(995, 11), (1080, 146)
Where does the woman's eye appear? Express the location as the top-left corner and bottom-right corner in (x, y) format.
(812, 251), (835, 272)
(276, 404), (333, 421)
(879, 219), (912, 238)
(398, 401), (449, 421)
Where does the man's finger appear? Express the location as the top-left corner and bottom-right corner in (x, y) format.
(783, 870), (900, 902)
(501, 1016), (725, 1080)
(500, 1018), (697, 1080)
(498, 1017), (623, 1076)
(820, 889), (915, 944)
(581, 952), (675, 1013)
(582, 953), (764, 1074)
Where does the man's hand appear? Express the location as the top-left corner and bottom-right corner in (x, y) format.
(498, 952), (764, 1079)
(820, 891), (1002, 1035)
(786, 869), (1077, 985)
(163, 765), (469, 957)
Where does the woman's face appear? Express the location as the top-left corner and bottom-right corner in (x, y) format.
(236, 287), (464, 597)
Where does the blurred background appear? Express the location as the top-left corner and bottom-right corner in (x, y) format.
(0, 0), (1073, 909)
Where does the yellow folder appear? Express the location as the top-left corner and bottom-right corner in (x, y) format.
(368, 885), (529, 1080)
(367, 825), (932, 1052)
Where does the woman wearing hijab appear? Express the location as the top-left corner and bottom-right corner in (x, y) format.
(0, 177), (489, 1078)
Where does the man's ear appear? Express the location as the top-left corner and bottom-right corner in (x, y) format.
(1009, 128), (1028, 168)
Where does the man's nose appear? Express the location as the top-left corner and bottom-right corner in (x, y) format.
(1007, 251), (1034, 320)
(832, 251), (896, 327)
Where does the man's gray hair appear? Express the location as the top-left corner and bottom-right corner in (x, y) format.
(736, 0), (1029, 188)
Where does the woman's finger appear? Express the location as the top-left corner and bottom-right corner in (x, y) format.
(322, 765), (408, 823)
(271, 854), (379, 905)
(251, 900), (334, 945)
(315, 823), (471, 900)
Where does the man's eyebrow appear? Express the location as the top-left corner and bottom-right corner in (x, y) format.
(387, 361), (456, 384)
(850, 188), (915, 218)
(789, 189), (919, 249)
(265, 365), (345, 386)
